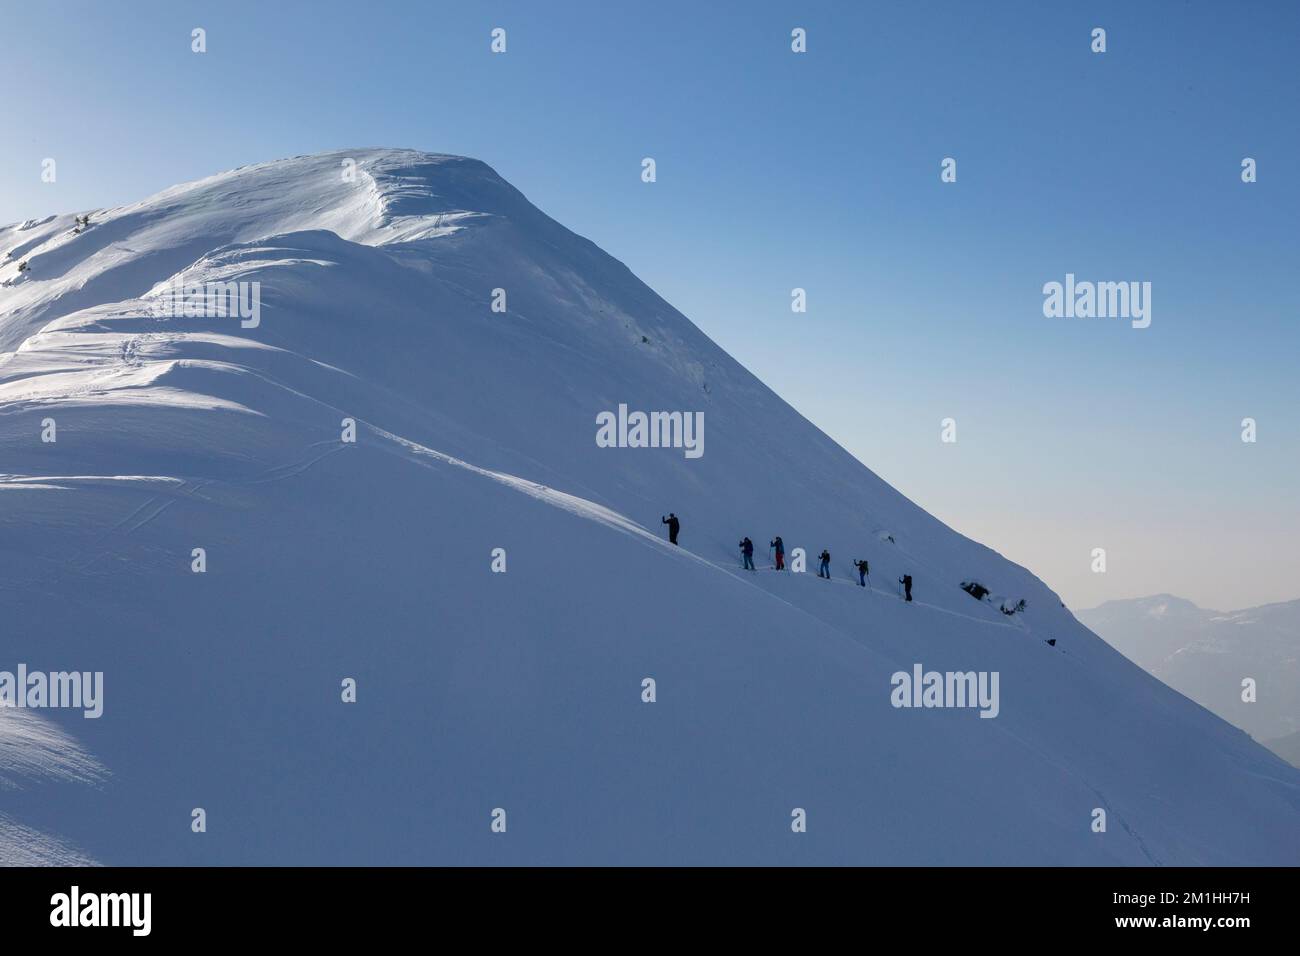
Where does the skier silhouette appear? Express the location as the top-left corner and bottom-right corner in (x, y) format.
(740, 537), (755, 571)
(899, 574), (913, 602)
(818, 549), (831, 579)
(853, 559), (869, 587)
(661, 513), (680, 545)
(770, 536), (785, 570)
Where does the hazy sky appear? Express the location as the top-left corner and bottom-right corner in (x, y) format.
(2, 1), (1296, 610)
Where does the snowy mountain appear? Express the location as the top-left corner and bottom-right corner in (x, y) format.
(2, 149), (1297, 865)
(1079, 594), (1300, 747)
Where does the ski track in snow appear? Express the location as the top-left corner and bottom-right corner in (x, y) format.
(3, 421), (1160, 864)
(741, 567), (1026, 631)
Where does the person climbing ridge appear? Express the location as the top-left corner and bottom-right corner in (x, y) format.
(853, 559), (869, 587)
(770, 536), (785, 571)
(661, 513), (680, 545)
(899, 574), (913, 602)
(818, 549), (831, 579)
(740, 536), (755, 571)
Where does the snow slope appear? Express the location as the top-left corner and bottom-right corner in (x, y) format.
(1, 149), (1297, 865)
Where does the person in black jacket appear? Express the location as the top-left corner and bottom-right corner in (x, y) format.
(899, 574), (913, 602)
(818, 550), (831, 579)
(853, 559), (869, 587)
(661, 513), (680, 545)
(740, 537), (755, 571)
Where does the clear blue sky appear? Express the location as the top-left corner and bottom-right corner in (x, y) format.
(2, 0), (1296, 609)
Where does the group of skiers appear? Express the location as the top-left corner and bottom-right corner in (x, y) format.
(663, 513), (914, 601)
(766, 538), (912, 599)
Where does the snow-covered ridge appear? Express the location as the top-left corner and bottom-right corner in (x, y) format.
(1, 149), (1297, 865)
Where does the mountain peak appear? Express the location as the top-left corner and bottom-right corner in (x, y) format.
(1083, 593), (1203, 616)
(134, 147), (525, 246)
(3, 151), (1298, 866)
(0, 148), (555, 352)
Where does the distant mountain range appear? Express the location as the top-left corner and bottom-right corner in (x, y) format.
(1078, 595), (1300, 765)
